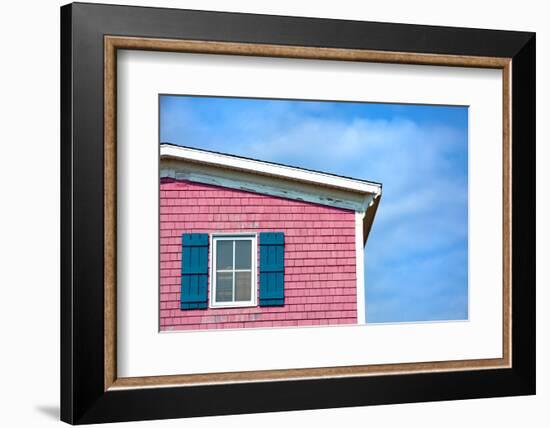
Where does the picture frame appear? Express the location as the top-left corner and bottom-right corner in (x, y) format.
(60, 2), (535, 424)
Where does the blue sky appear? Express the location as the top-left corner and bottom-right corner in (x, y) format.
(160, 95), (469, 323)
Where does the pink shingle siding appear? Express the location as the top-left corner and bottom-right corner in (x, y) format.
(160, 177), (358, 331)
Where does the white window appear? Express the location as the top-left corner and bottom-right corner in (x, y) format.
(211, 234), (257, 307)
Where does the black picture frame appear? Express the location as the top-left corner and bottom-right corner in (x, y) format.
(61, 2), (535, 424)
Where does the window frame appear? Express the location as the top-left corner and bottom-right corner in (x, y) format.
(209, 233), (258, 308)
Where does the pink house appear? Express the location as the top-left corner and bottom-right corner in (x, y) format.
(160, 144), (382, 331)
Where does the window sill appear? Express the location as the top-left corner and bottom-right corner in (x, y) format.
(209, 302), (258, 309)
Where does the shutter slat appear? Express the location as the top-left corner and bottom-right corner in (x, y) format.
(260, 232), (284, 245)
(180, 233), (209, 310)
(259, 232), (285, 306)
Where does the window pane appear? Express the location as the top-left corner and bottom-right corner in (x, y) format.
(216, 240), (233, 270)
(235, 271), (252, 302)
(216, 272), (233, 302)
(235, 240), (252, 269)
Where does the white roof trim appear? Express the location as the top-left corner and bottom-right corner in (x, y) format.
(160, 144), (382, 197)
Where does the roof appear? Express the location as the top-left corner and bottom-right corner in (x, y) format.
(160, 143), (382, 245)
(161, 143), (382, 194)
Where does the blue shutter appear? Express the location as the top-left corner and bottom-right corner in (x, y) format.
(259, 232), (285, 306)
(180, 233), (209, 310)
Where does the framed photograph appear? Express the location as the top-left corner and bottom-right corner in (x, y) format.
(60, 2), (535, 424)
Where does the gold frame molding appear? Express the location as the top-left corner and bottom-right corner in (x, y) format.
(104, 36), (512, 391)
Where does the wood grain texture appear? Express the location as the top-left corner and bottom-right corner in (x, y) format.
(106, 36), (510, 68)
(104, 35), (512, 390)
(110, 358), (508, 389)
(502, 62), (512, 367)
(104, 37), (117, 391)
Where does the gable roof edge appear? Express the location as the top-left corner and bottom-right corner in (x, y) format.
(160, 144), (382, 197)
